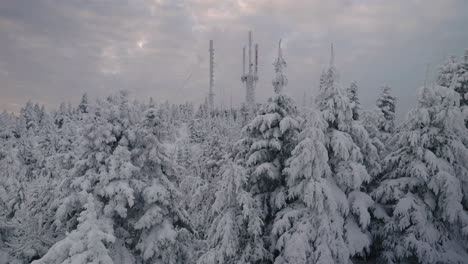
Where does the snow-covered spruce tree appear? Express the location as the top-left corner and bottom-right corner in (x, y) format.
(78, 93), (89, 114)
(435, 51), (468, 127)
(32, 194), (115, 264)
(454, 50), (468, 109)
(34, 91), (136, 263)
(130, 107), (193, 264)
(344, 81), (383, 178)
(197, 159), (259, 264)
(315, 45), (374, 259)
(436, 55), (460, 88)
(347, 81), (360, 120)
(199, 40), (300, 264)
(376, 85), (397, 140)
(40, 91), (193, 263)
(0, 102), (77, 261)
(449, 50), (468, 127)
(272, 107), (349, 263)
(0, 102), (62, 261)
(0, 130), (25, 219)
(6, 116), (66, 261)
(51, 92), (137, 231)
(372, 83), (468, 263)
(180, 113), (242, 236)
(360, 109), (386, 160)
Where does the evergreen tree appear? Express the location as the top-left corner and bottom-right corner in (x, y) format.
(456, 50), (468, 108)
(345, 81), (383, 178)
(273, 109), (349, 263)
(347, 81), (360, 120)
(78, 93), (89, 114)
(46, 92), (193, 263)
(33, 194), (115, 264)
(376, 86), (397, 140)
(360, 109), (386, 161)
(315, 45), (374, 259)
(130, 107), (194, 263)
(373, 83), (468, 263)
(199, 40), (300, 264)
(436, 56), (459, 88)
(435, 50), (468, 127)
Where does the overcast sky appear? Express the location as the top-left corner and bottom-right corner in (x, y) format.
(0, 0), (467, 118)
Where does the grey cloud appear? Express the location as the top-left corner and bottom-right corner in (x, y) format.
(0, 0), (467, 119)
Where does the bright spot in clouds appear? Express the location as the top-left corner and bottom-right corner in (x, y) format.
(137, 39), (147, 49)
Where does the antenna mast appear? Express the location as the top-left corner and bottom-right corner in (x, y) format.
(208, 40), (215, 109)
(241, 31), (259, 105)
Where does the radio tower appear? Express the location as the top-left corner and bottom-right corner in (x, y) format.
(241, 31), (259, 105)
(208, 40), (215, 109)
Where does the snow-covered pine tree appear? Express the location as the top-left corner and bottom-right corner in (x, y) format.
(376, 85), (397, 140)
(129, 107), (193, 264)
(452, 50), (468, 127)
(180, 112), (242, 236)
(0, 117), (25, 218)
(273, 107), (349, 263)
(0, 102), (61, 261)
(345, 81), (383, 178)
(372, 82), (468, 263)
(199, 39), (300, 264)
(315, 44), (374, 259)
(78, 93), (89, 114)
(455, 50), (468, 107)
(7, 112), (66, 261)
(436, 56), (460, 88)
(42, 92), (193, 263)
(32, 194), (115, 264)
(0, 102), (80, 261)
(347, 81), (360, 120)
(360, 108), (386, 162)
(197, 159), (258, 264)
(34, 92), (136, 262)
(435, 50), (468, 128)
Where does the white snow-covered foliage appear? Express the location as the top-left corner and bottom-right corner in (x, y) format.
(32, 194), (115, 264)
(200, 42), (300, 263)
(360, 109), (386, 159)
(455, 50), (468, 109)
(131, 107), (193, 264)
(34, 91), (194, 263)
(273, 109), (349, 264)
(180, 112), (242, 236)
(347, 81), (360, 120)
(438, 51), (468, 126)
(373, 83), (468, 263)
(376, 86), (397, 140)
(315, 51), (374, 260)
(437, 56), (460, 88)
(344, 81), (383, 179)
(197, 160), (260, 264)
(272, 39), (288, 95)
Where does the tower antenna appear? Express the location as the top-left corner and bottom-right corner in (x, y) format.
(241, 31), (259, 105)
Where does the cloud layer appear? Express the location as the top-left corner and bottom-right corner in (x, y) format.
(0, 0), (467, 118)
